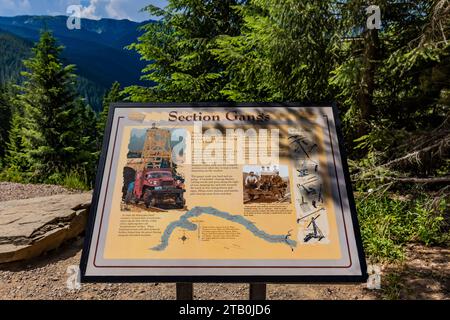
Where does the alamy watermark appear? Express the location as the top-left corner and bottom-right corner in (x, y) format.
(66, 265), (82, 290)
(366, 5), (381, 30)
(366, 264), (382, 289)
(66, 4), (381, 31)
(66, 5), (82, 30)
(171, 121), (280, 166)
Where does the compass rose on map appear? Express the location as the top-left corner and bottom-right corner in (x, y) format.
(179, 232), (189, 244)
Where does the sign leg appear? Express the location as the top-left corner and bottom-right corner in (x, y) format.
(249, 283), (267, 300)
(176, 283), (193, 300)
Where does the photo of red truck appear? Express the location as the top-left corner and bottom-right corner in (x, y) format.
(122, 125), (186, 210)
(125, 168), (185, 209)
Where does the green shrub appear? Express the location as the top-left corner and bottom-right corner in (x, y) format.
(46, 170), (90, 191)
(356, 194), (449, 262)
(410, 198), (449, 246)
(45, 172), (64, 185)
(357, 196), (409, 261)
(381, 272), (404, 300)
(0, 168), (90, 191)
(61, 171), (90, 191)
(0, 167), (31, 184)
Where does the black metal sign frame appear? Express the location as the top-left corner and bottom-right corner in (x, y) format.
(80, 102), (367, 283)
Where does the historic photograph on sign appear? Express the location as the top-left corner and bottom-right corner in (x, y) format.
(81, 104), (367, 282)
(243, 165), (290, 204)
(121, 126), (187, 212)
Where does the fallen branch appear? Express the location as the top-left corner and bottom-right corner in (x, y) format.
(392, 176), (450, 183)
(358, 176), (450, 184)
(382, 135), (449, 168)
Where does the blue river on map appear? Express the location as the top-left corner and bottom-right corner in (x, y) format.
(151, 206), (297, 251)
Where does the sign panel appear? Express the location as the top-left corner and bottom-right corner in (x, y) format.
(81, 103), (367, 282)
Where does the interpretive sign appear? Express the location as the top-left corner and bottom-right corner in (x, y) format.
(80, 103), (367, 282)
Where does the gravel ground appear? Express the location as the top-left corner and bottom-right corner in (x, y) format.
(0, 182), (448, 300)
(0, 237), (372, 300)
(0, 182), (81, 202)
(0, 238), (447, 300)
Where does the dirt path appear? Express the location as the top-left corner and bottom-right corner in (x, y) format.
(0, 238), (447, 300)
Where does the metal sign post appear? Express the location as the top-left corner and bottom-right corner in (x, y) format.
(176, 283), (193, 300)
(175, 283), (267, 300)
(249, 283), (267, 300)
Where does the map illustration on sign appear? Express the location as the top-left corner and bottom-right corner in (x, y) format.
(81, 104), (367, 282)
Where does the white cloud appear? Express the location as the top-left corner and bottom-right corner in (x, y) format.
(0, 0), (166, 21)
(0, 0), (31, 13)
(105, 0), (131, 20)
(79, 0), (101, 20)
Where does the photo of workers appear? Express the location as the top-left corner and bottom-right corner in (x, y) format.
(243, 165), (291, 204)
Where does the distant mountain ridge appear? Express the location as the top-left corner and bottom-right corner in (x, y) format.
(0, 15), (153, 111)
(0, 29), (32, 83)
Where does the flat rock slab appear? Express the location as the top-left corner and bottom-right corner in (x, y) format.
(0, 193), (92, 264)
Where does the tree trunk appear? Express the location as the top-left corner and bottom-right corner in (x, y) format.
(359, 28), (380, 135)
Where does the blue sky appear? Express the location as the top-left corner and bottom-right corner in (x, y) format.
(0, 0), (168, 21)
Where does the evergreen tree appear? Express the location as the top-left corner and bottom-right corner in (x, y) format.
(331, 1), (449, 142)
(97, 81), (123, 144)
(11, 31), (97, 179)
(74, 101), (99, 182)
(212, 0), (340, 102)
(0, 85), (12, 164)
(4, 112), (27, 171)
(125, 0), (448, 183)
(125, 0), (246, 102)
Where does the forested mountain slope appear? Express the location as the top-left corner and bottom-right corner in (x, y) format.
(0, 16), (152, 110)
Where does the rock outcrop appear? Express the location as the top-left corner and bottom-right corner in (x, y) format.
(0, 193), (92, 264)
